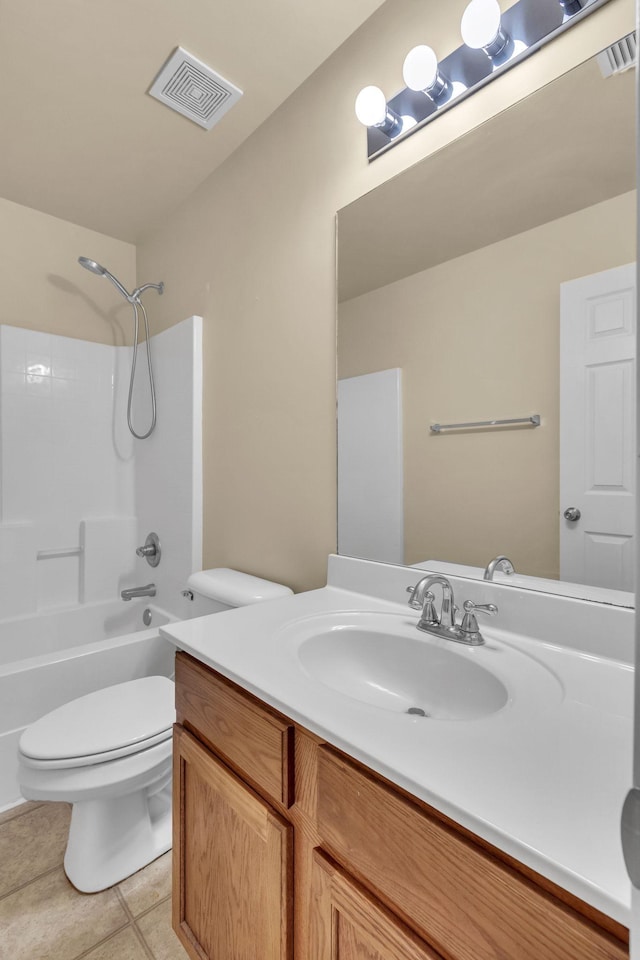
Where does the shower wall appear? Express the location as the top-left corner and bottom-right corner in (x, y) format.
(133, 316), (203, 614)
(0, 317), (202, 620)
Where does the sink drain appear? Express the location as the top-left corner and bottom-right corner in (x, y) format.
(406, 707), (429, 717)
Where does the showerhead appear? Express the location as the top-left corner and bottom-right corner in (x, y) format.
(78, 256), (107, 277)
(78, 255), (164, 305)
(78, 255), (133, 301)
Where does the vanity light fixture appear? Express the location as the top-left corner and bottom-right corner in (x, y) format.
(356, 0), (611, 161)
(558, 0), (584, 14)
(460, 0), (514, 65)
(354, 85), (402, 136)
(402, 45), (453, 105)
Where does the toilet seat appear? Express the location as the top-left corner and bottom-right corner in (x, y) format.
(18, 727), (173, 769)
(19, 676), (175, 769)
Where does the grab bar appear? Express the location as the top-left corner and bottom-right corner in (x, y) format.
(37, 547), (83, 560)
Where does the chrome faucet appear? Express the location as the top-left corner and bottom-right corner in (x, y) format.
(407, 574), (498, 646)
(407, 575), (456, 631)
(483, 555), (515, 581)
(121, 583), (156, 601)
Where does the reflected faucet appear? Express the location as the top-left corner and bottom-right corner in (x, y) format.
(121, 583), (156, 601)
(483, 556), (515, 581)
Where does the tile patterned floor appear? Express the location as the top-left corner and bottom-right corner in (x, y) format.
(0, 801), (189, 960)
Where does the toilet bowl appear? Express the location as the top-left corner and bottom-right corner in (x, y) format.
(18, 676), (175, 893)
(17, 568), (293, 893)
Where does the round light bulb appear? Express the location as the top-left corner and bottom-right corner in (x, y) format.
(402, 45), (439, 92)
(460, 0), (502, 49)
(354, 85), (388, 127)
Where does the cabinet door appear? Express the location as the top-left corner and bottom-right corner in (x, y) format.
(309, 849), (443, 960)
(173, 725), (292, 960)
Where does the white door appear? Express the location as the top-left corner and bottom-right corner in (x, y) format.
(559, 263), (636, 591)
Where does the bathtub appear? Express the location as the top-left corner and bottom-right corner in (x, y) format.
(0, 600), (177, 810)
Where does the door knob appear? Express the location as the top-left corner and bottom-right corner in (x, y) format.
(563, 507), (581, 522)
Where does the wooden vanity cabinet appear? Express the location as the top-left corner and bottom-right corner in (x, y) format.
(173, 653), (294, 960)
(173, 652), (629, 960)
(309, 849), (443, 960)
(173, 726), (292, 960)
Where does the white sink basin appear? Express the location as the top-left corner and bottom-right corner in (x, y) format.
(298, 627), (508, 719)
(284, 611), (563, 721)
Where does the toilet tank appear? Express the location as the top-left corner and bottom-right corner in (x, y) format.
(184, 568), (293, 618)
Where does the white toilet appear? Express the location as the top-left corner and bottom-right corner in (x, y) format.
(17, 569), (292, 893)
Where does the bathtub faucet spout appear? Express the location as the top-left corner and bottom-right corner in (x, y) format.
(121, 584), (156, 601)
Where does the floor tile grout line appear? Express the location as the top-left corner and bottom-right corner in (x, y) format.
(0, 862), (61, 904)
(69, 919), (137, 960)
(132, 922), (157, 960)
(116, 886), (136, 923)
(128, 891), (172, 922)
(135, 895), (191, 960)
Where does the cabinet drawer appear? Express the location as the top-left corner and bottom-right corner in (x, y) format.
(175, 652), (294, 807)
(316, 747), (627, 960)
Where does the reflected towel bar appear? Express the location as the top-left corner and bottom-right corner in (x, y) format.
(430, 415), (541, 434)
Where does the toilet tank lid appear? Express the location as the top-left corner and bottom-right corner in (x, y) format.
(186, 568), (293, 606)
(19, 677), (175, 761)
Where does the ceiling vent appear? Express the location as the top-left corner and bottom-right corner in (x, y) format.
(597, 32), (637, 78)
(149, 47), (243, 130)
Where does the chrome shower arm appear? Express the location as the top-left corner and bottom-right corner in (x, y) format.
(131, 282), (164, 301)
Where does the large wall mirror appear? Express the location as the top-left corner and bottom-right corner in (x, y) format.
(337, 48), (636, 604)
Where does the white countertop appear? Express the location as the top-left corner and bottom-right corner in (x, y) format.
(161, 558), (633, 925)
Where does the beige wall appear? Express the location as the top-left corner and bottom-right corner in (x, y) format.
(0, 197), (136, 345)
(338, 191), (636, 578)
(137, 0), (635, 592)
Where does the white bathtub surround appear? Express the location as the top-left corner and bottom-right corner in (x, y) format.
(161, 554), (633, 924)
(80, 517), (138, 603)
(133, 316), (203, 616)
(0, 600), (175, 810)
(0, 318), (202, 622)
(0, 523), (37, 619)
(0, 326), (136, 613)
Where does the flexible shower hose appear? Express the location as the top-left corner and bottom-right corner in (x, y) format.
(127, 299), (156, 440)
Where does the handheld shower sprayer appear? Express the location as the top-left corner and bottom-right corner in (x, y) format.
(78, 256), (164, 439)
(77, 257), (163, 305)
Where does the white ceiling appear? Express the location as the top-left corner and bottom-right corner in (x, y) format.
(0, 0), (386, 242)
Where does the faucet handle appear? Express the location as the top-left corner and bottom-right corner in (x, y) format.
(407, 585), (438, 620)
(136, 532), (161, 568)
(460, 600), (497, 639)
(420, 591), (438, 624)
(463, 600), (498, 616)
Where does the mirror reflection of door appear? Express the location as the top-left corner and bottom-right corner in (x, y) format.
(560, 264), (636, 591)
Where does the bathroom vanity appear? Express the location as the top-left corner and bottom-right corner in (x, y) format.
(163, 556), (633, 960)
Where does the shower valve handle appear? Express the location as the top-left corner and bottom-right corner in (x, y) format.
(136, 532), (161, 567)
